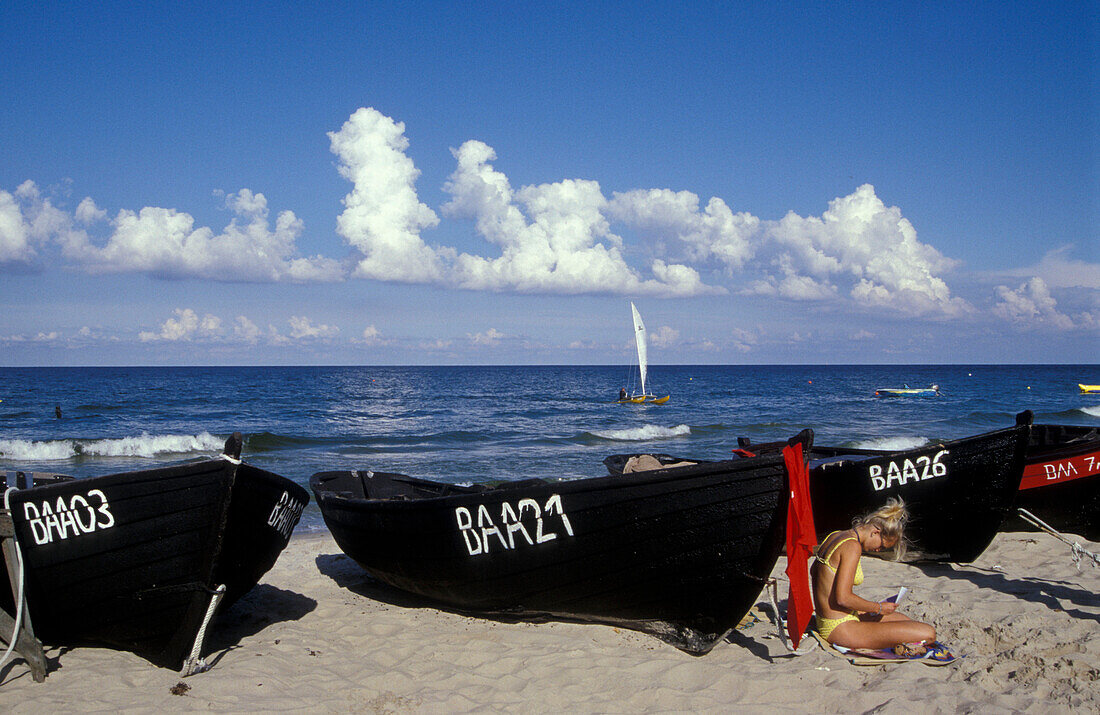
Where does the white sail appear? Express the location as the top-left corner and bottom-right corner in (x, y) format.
(630, 302), (648, 396)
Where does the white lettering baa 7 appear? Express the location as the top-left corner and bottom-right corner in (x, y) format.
(22, 488), (116, 545)
(455, 494), (574, 556)
(869, 450), (949, 491)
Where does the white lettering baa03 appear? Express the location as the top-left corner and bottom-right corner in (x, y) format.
(869, 450), (949, 491)
(22, 489), (116, 546)
(267, 490), (306, 539)
(455, 494), (574, 556)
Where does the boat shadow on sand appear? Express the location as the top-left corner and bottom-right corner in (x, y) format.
(202, 584), (318, 667)
(911, 558), (1100, 625)
(0, 585), (317, 683)
(315, 551), (790, 659)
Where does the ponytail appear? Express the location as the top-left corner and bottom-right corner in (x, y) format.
(853, 496), (909, 560)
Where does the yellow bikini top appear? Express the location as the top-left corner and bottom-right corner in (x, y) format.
(815, 531), (864, 586)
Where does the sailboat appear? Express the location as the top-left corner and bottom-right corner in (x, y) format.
(618, 302), (670, 404)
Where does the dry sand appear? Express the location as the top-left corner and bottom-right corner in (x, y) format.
(2, 530), (1097, 713)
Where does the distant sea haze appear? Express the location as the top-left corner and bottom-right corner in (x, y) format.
(2, 365), (1097, 530)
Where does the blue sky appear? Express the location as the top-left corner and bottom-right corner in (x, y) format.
(1, 2), (1096, 366)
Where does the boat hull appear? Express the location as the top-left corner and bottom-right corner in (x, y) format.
(312, 431), (812, 655)
(803, 424), (1029, 561)
(607, 423), (1031, 562)
(1008, 424), (1100, 540)
(874, 388), (938, 397)
(2, 458), (308, 669)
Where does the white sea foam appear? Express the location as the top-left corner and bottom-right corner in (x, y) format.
(851, 436), (929, 451)
(0, 431), (224, 461)
(1079, 405), (1100, 418)
(592, 424), (692, 442)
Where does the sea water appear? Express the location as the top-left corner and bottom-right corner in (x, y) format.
(1, 365), (1097, 530)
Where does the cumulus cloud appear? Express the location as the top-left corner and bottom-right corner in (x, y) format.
(139, 308), (223, 342)
(607, 189), (758, 269)
(730, 327), (758, 353)
(0, 181), (89, 263)
(233, 315), (263, 343)
(287, 315), (339, 340)
(648, 325), (679, 348)
(443, 141), (714, 297)
(0, 182), (343, 282)
(358, 325), (384, 345)
(752, 185), (969, 316)
(327, 111), (963, 309)
(992, 245), (1100, 291)
(85, 189), (343, 282)
(0, 189), (33, 262)
(329, 107), (442, 282)
(469, 328), (505, 346)
(1, 108), (986, 318)
(992, 277), (1084, 330)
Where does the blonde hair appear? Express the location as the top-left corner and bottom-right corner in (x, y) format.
(853, 497), (909, 560)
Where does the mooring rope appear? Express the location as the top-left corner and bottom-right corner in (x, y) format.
(180, 583), (226, 677)
(0, 487), (27, 672)
(1017, 508), (1100, 570)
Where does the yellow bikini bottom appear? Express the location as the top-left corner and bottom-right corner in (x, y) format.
(815, 612), (859, 639)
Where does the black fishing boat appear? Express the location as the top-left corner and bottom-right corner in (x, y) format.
(606, 415), (1033, 563)
(1008, 424), (1099, 540)
(1, 434), (309, 672)
(311, 430), (813, 655)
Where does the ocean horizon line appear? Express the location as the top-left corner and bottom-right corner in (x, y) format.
(3, 362), (1098, 369)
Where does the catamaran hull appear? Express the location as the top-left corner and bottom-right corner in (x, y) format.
(1, 457), (308, 669)
(311, 431), (812, 655)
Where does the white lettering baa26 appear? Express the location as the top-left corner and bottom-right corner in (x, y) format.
(455, 494), (574, 556)
(22, 489), (116, 546)
(869, 450), (949, 491)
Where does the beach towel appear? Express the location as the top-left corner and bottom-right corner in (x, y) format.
(812, 632), (960, 666)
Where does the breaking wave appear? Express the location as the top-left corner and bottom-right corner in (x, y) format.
(850, 436), (929, 451)
(1078, 405), (1100, 418)
(589, 424), (692, 442)
(0, 432), (225, 461)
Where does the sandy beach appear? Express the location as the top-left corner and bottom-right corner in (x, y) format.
(2, 529), (1097, 712)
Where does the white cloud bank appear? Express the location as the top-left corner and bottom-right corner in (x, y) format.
(139, 309), (343, 344)
(1, 184), (342, 282)
(325, 108), (971, 312)
(9, 107), (1095, 327)
(992, 277), (1096, 330)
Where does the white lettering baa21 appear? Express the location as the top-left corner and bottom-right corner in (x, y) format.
(455, 494), (574, 556)
(869, 450), (949, 491)
(267, 490), (306, 539)
(22, 489), (116, 546)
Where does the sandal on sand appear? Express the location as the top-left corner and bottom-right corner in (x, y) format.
(893, 642), (928, 658)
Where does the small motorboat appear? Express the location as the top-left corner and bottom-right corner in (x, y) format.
(874, 384), (940, 397)
(1, 434), (309, 672)
(1079, 384), (1100, 394)
(1007, 424), (1100, 540)
(311, 430), (813, 655)
(607, 414), (1033, 562)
